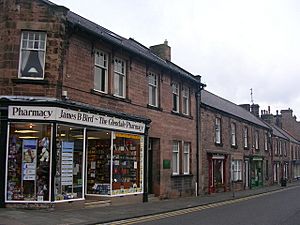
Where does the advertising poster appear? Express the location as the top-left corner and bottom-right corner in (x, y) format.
(22, 139), (37, 181)
(61, 141), (74, 186)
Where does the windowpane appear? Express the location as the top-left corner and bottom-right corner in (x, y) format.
(7, 123), (52, 202)
(244, 127), (248, 148)
(172, 83), (179, 112)
(183, 143), (190, 174)
(182, 86), (189, 115)
(19, 31), (46, 79)
(231, 123), (236, 146)
(215, 118), (221, 144)
(148, 73), (158, 107)
(55, 125), (84, 201)
(114, 58), (126, 97)
(172, 142), (179, 174)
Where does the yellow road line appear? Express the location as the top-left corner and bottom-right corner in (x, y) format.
(101, 186), (299, 225)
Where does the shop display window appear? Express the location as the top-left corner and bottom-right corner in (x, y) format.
(6, 123), (51, 202)
(112, 133), (143, 195)
(55, 125), (84, 201)
(87, 130), (112, 195)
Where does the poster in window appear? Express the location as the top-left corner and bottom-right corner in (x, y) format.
(61, 141), (74, 185)
(22, 139), (37, 181)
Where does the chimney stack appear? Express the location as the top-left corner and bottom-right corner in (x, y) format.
(150, 39), (171, 61)
(250, 104), (260, 117)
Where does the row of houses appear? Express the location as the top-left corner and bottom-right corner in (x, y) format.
(0, 0), (299, 208)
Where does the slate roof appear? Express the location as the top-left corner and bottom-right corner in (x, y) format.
(272, 125), (299, 143)
(62, 9), (200, 84)
(269, 124), (288, 139)
(201, 90), (269, 129)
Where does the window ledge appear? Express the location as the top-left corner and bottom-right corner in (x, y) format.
(171, 111), (193, 119)
(244, 147), (249, 150)
(171, 174), (193, 178)
(91, 89), (131, 103)
(147, 104), (163, 111)
(12, 78), (49, 85)
(231, 145), (238, 149)
(215, 142), (223, 147)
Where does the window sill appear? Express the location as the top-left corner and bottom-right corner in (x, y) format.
(171, 110), (193, 119)
(244, 147), (249, 150)
(147, 104), (163, 111)
(12, 78), (49, 85)
(91, 89), (131, 103)
(171, 174), (193, 178)
(215, 142), (223, 147)
(231, 145), (238, 149)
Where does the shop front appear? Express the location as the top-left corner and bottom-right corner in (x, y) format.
(250, 156), (263, 188)
(1, 101), (149, 207)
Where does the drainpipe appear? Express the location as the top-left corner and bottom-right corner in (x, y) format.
(195, 76), (205, 196)
(143, 123), (150, 202)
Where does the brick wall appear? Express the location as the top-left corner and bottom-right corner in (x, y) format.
(0, 0), (68, 97)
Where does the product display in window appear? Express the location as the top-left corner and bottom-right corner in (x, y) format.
(55, 125), (83, 201)
(6, 123), (51, 202)
(112, 133), (142, 195)
(87, 140), (111, 195)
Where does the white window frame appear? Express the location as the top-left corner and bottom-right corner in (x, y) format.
(264, 132), (268, 151)
(172, 141), (180, 175)
(279, 140), (282, 156)
(183, 142), (190, 174)
(243, 127), (248, 148)
(113, 57), (126, 98)
(148, 72), (158, 107)
(182, 86), (189, 115)
(215, 118), (221, 144)
(231, 122), (236, 146)
(18, 31), (47, 79)
(231, 160), (242, 181)
(274, 139), (278, 155)
(172, 82), (179, 113)
(94, 50), (108, 93)
(255, 130), (259, 150)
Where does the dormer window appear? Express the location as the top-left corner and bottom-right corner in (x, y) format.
(19, 31), (46, 79)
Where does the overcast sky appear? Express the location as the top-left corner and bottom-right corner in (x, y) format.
(51, 0), (300, 118)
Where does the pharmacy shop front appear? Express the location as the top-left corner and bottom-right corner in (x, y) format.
(0, 101), (150, 208)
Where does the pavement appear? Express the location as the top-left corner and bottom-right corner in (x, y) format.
(0, 181), (299, 225)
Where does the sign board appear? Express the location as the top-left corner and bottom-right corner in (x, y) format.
(8, 106), (145, 133)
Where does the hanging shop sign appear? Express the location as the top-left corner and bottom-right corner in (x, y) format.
(8, 106), (145, 133)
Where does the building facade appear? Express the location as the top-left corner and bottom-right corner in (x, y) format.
(200, 92), (272, 194)
(0, 0), (204, 207)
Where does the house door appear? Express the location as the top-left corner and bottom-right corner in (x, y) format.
(209, 155), (225, 193)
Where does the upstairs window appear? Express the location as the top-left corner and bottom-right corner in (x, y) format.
(264, 132), (268, 151)
(113, 58), (126, 98)
(274, 139), (278, 155)
(19, 31), (46, 79)
(243, 127), (248, 148)
(255, 130), (259, 150)
(231, 122), (236, 147)
(94, 50), (108, 93)
(172, 83), (179, 112)
(182, 86), (190, 115)
(215, 118), (221, 144)
(148, 72), (158, 107)
(279, 140), (282, 156)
